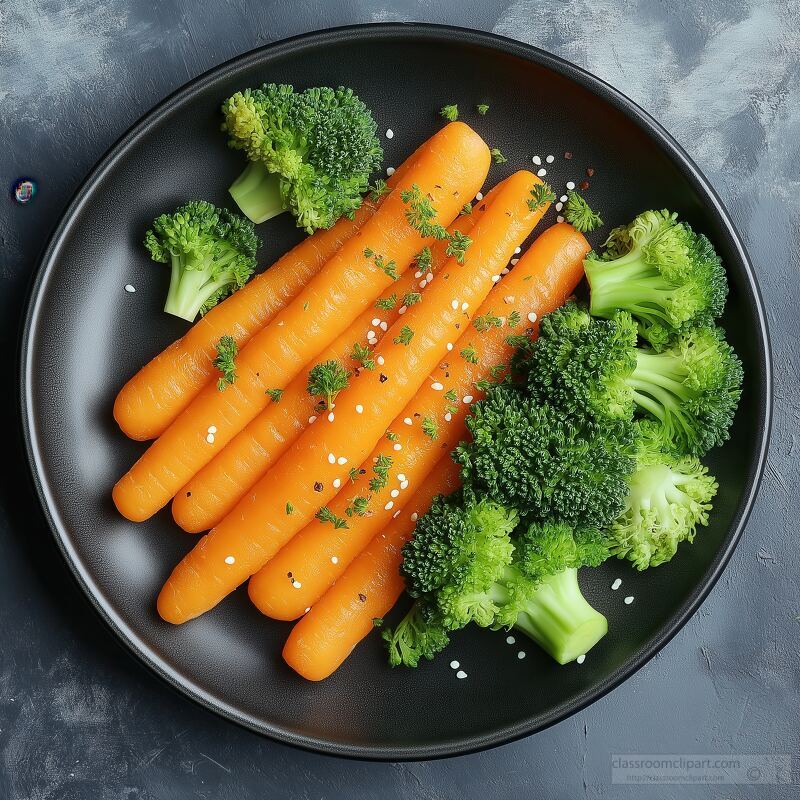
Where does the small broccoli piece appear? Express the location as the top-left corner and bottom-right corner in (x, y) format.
(144, 201), (259, 322)
(382, 602), (450, 667)
(608, 422), (718, 569)
(527, 303), (743, 456)
(585, 210), (728, 349)
(455, 384), (636, 529)
(222, 84), (383, 232)
(563, 190), (603, 232)
(440, 104), (459, 121)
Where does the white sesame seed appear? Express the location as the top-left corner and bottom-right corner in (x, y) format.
(446, 342), (454, 351)
(367, 329), (375, 338)
(397, 473), (406, 481)
(304, 607), (311, 613)
(376, 355), (385, 366)
(398, 305), (407, 315)
(379, 321), (388, 331)
(224, 555), (235, 565)
(576, 654), (586, 664)
(337, 456), (347, 465)
(463, 395), (474, 404)
(391, 489), (399, 498)
(333, 478), (341, 489)
(506, 635), (515, 644)
(501, 267), (509, 275)
(328, 411), (335, 422)
(431, 382), (444, 391)
(426, 272), (433, 282)
(461, 302), (469, 312)
(546, 154), (555, 163)
(624, 595), (635, 605)
(557, 215), (565, 223)
(560, 194), (568, 202)
(419, 280), (427, 289)
(331, 556), (338, 564)
(355, 404), (363, 414)
(124, 284), (136, 293)
(404, 417), (413, 425)
(368, 337), (378, 346)
(444, 412), (452, 422)
(384, 501), (394, 511)
(386, 166), (395, 176)
(328, 453), (336, 464)
(385, 128), (394, 139)
(510, 258), (519, 265)
(451, 299), (459, 310)
(400, 480), (409, 490)
(207, 425), (217, 434)
(411, 512), (418, 521)
(566, 181), (576, 190)
(414, 271), (423, 279)
(456, 670), (467, 679)
(393, 443), (402, 451)
(555, 202), (563, 211)
(517, 651), (526, 660)
(371, 317), (381, 327)
(206, 433), (215, 444)
(532, 155), (541, 165)
(308, 415), (317, 424)
(514, 247), (521, 254)
(527, 312), (538, 324)
(292, 580), (302, 589)
(537, 168), (547, 177)
(450, 660), (460, 669)
(492, 275), (501, 283)
(475, 191), (483, 201)
(611, 578), (622, 591)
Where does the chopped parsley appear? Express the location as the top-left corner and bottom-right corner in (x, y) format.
(401, 185), (449, 240)
(403, 291), (422, 307)
(440, 104), (459, 121)
(460, 344), (479, 364)
(307, 360), (350, 408)
(446, 230), (472, 265)
(316, 507), (349, 530)
(369, 454), (393, 493)
(375, 293), (397, 310)
(214, 335), (238, 392)
(477, 103), (489, 115)
(490, 148), (507, 164)
(351, 342), (375, 371)
(528, 182), (556, 212)
(507, 310), (521, 328)
(393, 325), (414, 346)
(369, 178), (391, 200)
(346, 495), (370, 517)
(285, 502), (294, 515)
(421, 416), (439, 440)
(460, 202), (473, 216)
(415, 246), (432, 273)
(472, 312), (503, 332)
(265, 388), (284, 403)
(385, 431), (399, 442)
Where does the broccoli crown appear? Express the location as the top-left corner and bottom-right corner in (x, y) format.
(585, 210), (728, 350)
(222, 84), (383, 232)
(144, 201), (259, 321)
(629, 324), (743, 456)
(524, 301), (638, 421)
(609, 422), (718, 569)
(382, 602), (450, 668)
(454, 384), (636, 529)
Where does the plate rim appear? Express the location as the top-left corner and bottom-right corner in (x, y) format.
(18, 22), (773, 761)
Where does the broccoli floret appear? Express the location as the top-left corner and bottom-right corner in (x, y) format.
(144, 201), (259, 322)
(455, 384), (636, 529)
(382, 602), (450, 668)
(608, 422), (718, 569)
(527, 303), (743, 456)
(585, 210), (728, 349)
(516, 520), (611, 582)
(222, 84), (383, 232)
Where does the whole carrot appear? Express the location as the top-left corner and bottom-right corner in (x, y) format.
(283, 459), (462, 681)
(172, 207), (487, 532)
(281, 222), (592, 680)
(156, 170), (545, 623)
(248, 222), (590, 620)
(114, 122), (491, 522)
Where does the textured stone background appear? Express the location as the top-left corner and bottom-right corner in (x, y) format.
(1, 2), (799, 798)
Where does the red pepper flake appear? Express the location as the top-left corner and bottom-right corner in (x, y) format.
(564, 151), (573, 159)
(586, 167), (595, 177)
(579, 180), (590, 190)
(314, 481), (323, 492)
(358, 593), (367, 602)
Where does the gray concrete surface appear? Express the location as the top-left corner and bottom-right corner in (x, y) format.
(1, 1), (798, 797)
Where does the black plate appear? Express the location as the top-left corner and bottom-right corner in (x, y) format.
(20, 24), (771, 760)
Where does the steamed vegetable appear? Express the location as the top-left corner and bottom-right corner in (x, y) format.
(222, 84), (383, 231)
(144, 201), (259, 322)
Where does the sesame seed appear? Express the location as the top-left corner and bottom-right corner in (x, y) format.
(304, 607), (311, 613)
(576, 654), (586, 664)
(368, 337), (378, 346)
(537, 168), (547, 177)
(446, 342), (453, 351)
(376, 355), (385, 366)
(411, 512), (418, 521)
(398, 305), (407, 315)
(463, 395), (474, 404)
(527, 312), (538, 323)
(451, 299), (459, 310)
(206, 433), (215, 444)
(385, 128), (394, 139)
(308, 415), (317, 424)
(501, 267), (509, 275)
(404, 417), (413, 425)
(503, 295), (515, 304)
(400, 480), (409, 490)
(514, 247), (521, 254)
(390, 489), (399, 498)
(431, 382), (444, 391)
(456, 670), (467, 679)
(337, 456), (347, 465)
(557, 215), (565, 223)
(414, 271), (423, 279)
(560, 194), (568, 202)
(611, 578), (622, 590)
(624, 595), (634, 605)
(444, 412), (452, 422)
(450, 660), (460, 669)
(124, 284), (136, 293)
(555, 202), (563, 211)
(546, 154), (555, 163)
(532, 155), (541, 165)
(461, 302), (469, 311)
(510, 258), (519, 265)
(566, 181), (576, 190)
(491, 275), (501, 283)
(384, 501), (394, 511)
(475, 191), (483, 201)
(506, 635), (515, 644)
(517, 651), (526, 660)
(224, 555), (235, 565)
(372, 317), (381, 327)
(426, 272), (433, 282)
(419, 280), (427, 289)
(367, 329), (375, 338)
(331, 556), (338, 564)
(292, 580), (302, 589)
(328, 453), (336, 464)
(386, 166), (395, 176)
(393, 443), (402, 451)
(397, 473), (406, 481)
(355, 404), (363, 414)
(207, 425), (217, 434)
(333, 478), (341, 489)
(328, 411), (335, 422)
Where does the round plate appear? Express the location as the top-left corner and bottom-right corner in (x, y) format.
(20, 24), (771, 760)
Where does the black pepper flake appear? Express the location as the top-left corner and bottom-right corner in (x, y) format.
(586, 167), (595, 177)
(186, 491), (191, 497)
(434, 184), (442, 189)
(478, 204), (486, 212)
(314, 481), (323, 492)
(379, 373), (388, 383)
(287, 572), (293, 577)
(564, 151), (573, 159)
(359, 469), (366, 475)
(358, 593), (367, 602)
(505, 211), (512, 217)
(445, 372), (450, 378)
(455, 323), (461, 330)
(413, 412), (421, 417)
(579, 180), (590, 190)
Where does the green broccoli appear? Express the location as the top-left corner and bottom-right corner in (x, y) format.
(221, 84), (383, 232)
(585, 210), (728, 349)
(608, 422), (718, 569)
(526, 303), (743, 456)
(144, 201), (259, 322)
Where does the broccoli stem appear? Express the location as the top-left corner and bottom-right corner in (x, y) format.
(229, 162), (286, 224)
(163, 254), (236, 322)
(511, 568), (608, 665)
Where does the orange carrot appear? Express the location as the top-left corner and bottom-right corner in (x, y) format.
(248, 222), (590, 620)
(283, 459), (462, 681)
(156, 170), (545, 623)
(113, 122), (491, 522)
(172, 207), (487, 533)
(281, 222), (591, 680)
(113, 143), (425, 442)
